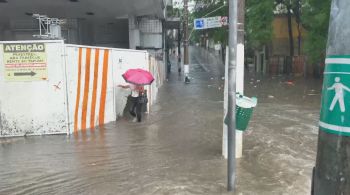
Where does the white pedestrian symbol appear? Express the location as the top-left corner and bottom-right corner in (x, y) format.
(327, 77), (350, 113)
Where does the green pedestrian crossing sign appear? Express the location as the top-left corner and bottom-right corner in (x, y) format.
(320, 55), (350, 136)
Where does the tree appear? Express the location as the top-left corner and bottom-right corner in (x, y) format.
(301, 0), (331, 64)
(193, 0), (332, 77)
(246, 0), (304, 53)
(245, 0), (274, 50)
(275, 0), (304, 57)
(293, 0), (302, 56)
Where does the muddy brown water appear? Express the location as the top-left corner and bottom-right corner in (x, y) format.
(0, 47), (322, 194)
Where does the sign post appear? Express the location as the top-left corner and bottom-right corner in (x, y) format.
(227, 0), (238, 191)
(313, 0), (350, 194)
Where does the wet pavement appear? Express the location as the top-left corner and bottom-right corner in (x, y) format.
(0, 46), (322, 194)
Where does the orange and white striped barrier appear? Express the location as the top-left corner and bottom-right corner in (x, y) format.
(65, 45), (116, 134)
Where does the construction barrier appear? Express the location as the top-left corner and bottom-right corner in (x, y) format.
(0, 40), (68, 136)
(0, 40), (164, 137)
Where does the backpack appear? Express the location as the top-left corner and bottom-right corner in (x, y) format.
(138, 90), (148, 104)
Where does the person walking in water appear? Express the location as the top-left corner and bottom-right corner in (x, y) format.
(327, 77), (350, 112)
(120, 68), (154, 122)
(118, 84), (144, 122)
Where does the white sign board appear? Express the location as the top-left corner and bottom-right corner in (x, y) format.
(194, 16), (228, 30)
(173, 0), (195, 10)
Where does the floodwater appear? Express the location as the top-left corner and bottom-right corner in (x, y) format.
(0, 47), (322, 194)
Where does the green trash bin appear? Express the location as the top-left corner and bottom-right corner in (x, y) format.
(224, 94), (257, 131)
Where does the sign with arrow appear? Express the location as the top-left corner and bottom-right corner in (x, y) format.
(194, 16), (228, 30)
(3, 43), (47, 81)
(14, 71), (37, 77)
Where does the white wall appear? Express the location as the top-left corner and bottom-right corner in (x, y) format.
(128, 16), (163, 49)
(0, 40), (68, 136)
(148, 56), (165, 106)
(223, 44), (245, 159)
(142, 34), (163, 48)
(0, 41), (165, 137)
(110, 49), (149, 117)
(139, 18), (163, 49)
(129, 29), (141, 49)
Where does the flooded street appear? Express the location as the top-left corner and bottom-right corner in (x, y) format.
(239, 76), (321, 194)
(0, 47), (322, 194)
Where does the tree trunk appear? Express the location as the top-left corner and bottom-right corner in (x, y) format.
(287, 7), (294, 57)
(286, 6), (294, 74)
(295, 0), (302, 56)
(297, 23), (301, 56)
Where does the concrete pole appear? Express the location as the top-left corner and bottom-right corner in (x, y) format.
(183, 0), (190, 83)
(235, 0), (245, 159)
(313, 0), (350, 194)
(227, 0), (238, 191)
(128, 16), (141, 50)
(223, 46), (229, 159)
(223, 0), (245, 159)
(178, 28), (182, 73)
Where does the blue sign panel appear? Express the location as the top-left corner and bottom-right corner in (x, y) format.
(194, 19), (205, 29)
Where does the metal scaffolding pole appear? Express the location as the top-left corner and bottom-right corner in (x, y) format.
(313, 0), (350, 194)
(227, 0), (238, 191)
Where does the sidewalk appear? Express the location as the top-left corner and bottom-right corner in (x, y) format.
(0, 46), (321, 194)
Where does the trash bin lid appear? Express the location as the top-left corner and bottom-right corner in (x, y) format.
(236, 94), (257, 108)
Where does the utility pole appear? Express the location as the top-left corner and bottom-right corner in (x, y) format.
(222, 0), (245, 160)
(178, 27), (182, 73)
(313, 0), (350, 194)
(183, 0), (190, 83)
(227, 0), (238, 191)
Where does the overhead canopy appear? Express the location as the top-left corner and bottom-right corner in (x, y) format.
(0, 0), (166, 23)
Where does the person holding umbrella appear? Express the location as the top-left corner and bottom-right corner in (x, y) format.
(118, 83), (145, 122)
(118, 68), (154, 122)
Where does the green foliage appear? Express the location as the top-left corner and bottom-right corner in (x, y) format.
(167, 4), (182, 18)
(190, 0), (331, 65)
(302, 0), (331, 63)
(245, 0), (274, 49)
(246, 0), (331, 62)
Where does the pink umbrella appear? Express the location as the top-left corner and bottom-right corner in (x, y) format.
(122, 68), (154, 85)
